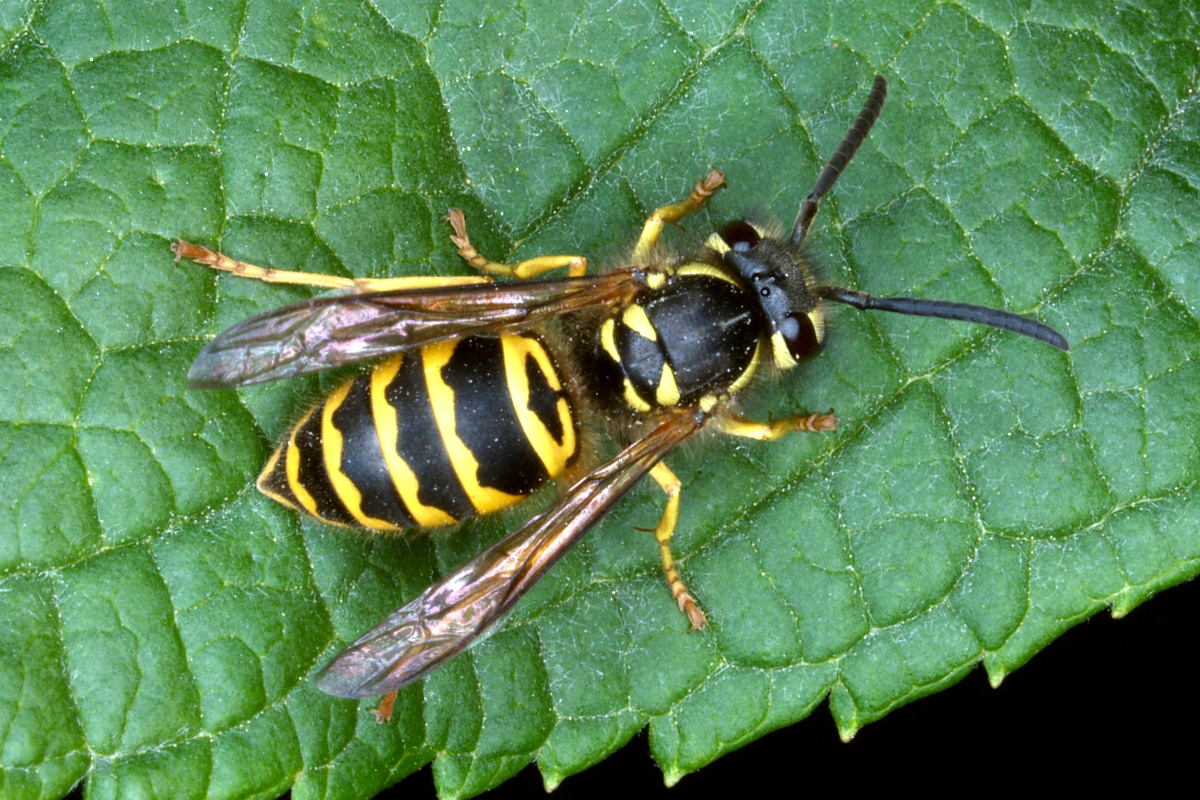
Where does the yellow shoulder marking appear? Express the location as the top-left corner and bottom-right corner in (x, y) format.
(621, 304), (658, 341)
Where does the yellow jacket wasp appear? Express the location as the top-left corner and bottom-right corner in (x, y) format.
(175, 75), (1069, 714)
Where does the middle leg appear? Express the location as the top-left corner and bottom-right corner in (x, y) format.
(444, 209), (588, 279)
(712, 411), (838, 441)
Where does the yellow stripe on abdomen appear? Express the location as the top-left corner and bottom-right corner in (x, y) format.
(423, 340), (525, 514)
(501, 335), (576, 479)
(370, 355), (456, 526)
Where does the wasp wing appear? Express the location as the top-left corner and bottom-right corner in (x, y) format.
(188, 270), (643, 389)
(313, 410), (705, 699)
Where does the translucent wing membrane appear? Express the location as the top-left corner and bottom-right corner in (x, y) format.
(188, 271), (643, 388)
(314, 409), (705, 698)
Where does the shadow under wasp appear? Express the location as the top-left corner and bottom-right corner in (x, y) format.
(175, 75), (1069, 720)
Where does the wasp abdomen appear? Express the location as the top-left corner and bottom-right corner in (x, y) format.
(258, 334), (578, 530)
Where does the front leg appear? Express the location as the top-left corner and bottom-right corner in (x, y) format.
(634, 170), (725, 262)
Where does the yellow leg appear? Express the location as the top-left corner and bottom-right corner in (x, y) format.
(713, 411), (838, 441)
(443, 209), (587, 278)
(172, 240), (489, 292)
(634, 169), (725, 262)
(648, 462), (707, 630)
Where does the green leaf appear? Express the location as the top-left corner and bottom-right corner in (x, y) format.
(2, 0), (1198, 798)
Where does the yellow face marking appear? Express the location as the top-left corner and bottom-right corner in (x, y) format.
(770, 307), (826, 370)
(810, 308), (827, 347)
(284, 408), (320, 517)
(321, 380), (399, 531)
(655, 362), (681, 407)
(770, 331), (798, 370)
(621, 304), (657, 342)
(704, 232), (730, 254)
(501, 335), (576, 479)
(369, 355), (455, 526)
(424, 340), (524, 514)
(600, 318), (620, 362)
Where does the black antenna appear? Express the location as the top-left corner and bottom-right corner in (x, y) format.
(818, 286), (1069, 351)
(792, 75), (889, 247)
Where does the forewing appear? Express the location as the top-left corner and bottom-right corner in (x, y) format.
(313, 410), (705, 699)
(188, 270), (642, 388)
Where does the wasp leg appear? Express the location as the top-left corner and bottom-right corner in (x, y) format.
(173, 240), (489, 292)
(647, 462), (707, 630)
(713, 411), (838, 441)
(443, 208), (588, 278)
(634, 169), (725, 262)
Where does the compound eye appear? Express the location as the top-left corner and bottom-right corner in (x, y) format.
(779, 313), (821, 359)
(719, 220), (760, 252)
